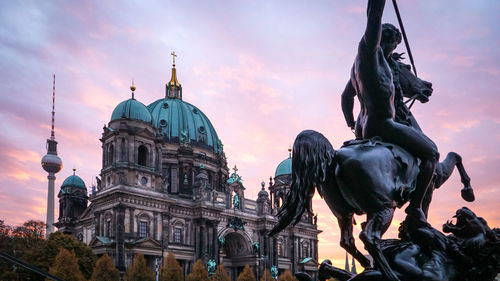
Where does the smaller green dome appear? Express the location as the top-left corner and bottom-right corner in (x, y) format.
(275, 157), (292, 177)
(61, 175), (86, 190)
(111, 98), (152, 123)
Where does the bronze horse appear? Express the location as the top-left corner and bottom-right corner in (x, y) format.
(269, 130), (474, 281)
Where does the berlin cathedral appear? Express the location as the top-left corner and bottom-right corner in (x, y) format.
(51, 57), (321, 280)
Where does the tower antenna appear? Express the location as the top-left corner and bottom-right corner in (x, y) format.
(51, 74), (56, 139)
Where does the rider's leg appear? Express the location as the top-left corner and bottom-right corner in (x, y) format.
(409, 158), (437, 213)
(422, 182), (434, 218)
(377, 120), (439, 214)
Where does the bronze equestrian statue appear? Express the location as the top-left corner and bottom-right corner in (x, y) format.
(269, 130), (476, 281)
(269, 1), (484, 280)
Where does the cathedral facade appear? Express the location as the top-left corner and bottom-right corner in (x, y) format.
(53, 61), (321, 279)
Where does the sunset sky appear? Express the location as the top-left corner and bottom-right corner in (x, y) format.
(1, 0), (499, 268)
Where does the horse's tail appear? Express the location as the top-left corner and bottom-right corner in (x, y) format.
(269, 130), (336, 236)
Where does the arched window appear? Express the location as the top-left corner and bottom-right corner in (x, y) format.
(138, 145), (148, 166)
(174, 228), (182, 243)
(137, 213), (150, 238)
(139, 221), (148, 238)
(106, 220), (112, 237)
(302, 242), (310, 258)
(104, 213), (113, 237)
(108, 145), (114, 166)
(172, 220), (185, 244)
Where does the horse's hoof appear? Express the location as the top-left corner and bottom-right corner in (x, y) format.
(461, 186), (475, 202)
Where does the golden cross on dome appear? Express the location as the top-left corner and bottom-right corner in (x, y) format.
(171, 51), (177, 66)
(233, 165), (238, 173)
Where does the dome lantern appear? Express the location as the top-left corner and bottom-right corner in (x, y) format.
(110, 84), (152, 123)
(166, 51), (182, 99)
(130, 80), (136, 99)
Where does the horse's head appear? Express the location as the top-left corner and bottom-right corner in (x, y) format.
(398, 61), (433, 103)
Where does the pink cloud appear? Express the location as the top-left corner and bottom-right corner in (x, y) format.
(0, 0), (499, 270)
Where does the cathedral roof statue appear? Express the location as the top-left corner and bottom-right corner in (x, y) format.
(110, 83), (152, 123)
(258, 181), (269, 198)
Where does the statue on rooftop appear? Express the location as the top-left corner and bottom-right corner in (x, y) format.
(233, 193), (240, 209)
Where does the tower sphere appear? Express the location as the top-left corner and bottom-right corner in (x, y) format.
(41, 153), (62, 173)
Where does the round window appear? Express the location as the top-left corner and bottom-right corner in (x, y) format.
(160, 119), (167, 126)
(192, 108), (198, 114)
(141, 177), (148, 185)
(163, 102), (169, 109)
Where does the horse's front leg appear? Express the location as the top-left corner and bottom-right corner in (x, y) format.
(359, 208), (400, 281)
(337, 213), (371, 269)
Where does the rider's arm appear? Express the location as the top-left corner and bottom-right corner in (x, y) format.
(361, 0), (385, 54)
(341, 80), (356, 129)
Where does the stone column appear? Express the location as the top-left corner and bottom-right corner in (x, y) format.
(129, 208), (135, 237)
(272, 236), (278, 268)
(102, 143), (106, 168)
(171, 167), (179, 193)
(153, 212), (158, 240)
(116, 138), (122, 162)
(194, 220), (201, 259)
(94, 211), (100, 237)
(129, 138), (135, 163)
(162, 212), (171, 253)
(201, 221), (208, 262)
(115, 205), (125, 271)
(213, 221), (220, 262)
(99, 212), (104, 236)
(291, 235), (296, 273)
(314, 238), (319, 261)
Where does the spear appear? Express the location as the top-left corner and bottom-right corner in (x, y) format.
(392, 0), (419, 109)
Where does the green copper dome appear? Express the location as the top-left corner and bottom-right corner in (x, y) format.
(110, 98), (152, 123)
(61, 174), (86, 190)
(147, 98), (222, 154)
(275, 157), (292, 177)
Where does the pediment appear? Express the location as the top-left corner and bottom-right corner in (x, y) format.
(128, 237), (162, 249)
(79, 203), (94, 219)
(299, 257), (318, 266)
(89, 236), (114, 247)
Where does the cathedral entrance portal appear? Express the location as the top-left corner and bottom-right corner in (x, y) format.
(221, 231), (256, 280)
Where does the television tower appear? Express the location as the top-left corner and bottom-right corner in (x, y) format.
(41, 74), (63, 237)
